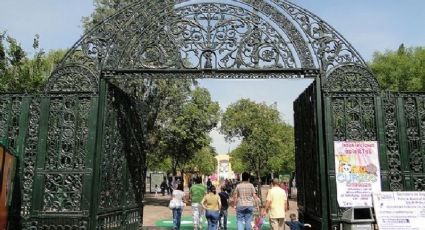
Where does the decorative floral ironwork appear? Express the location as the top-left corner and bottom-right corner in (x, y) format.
(414, 177), (425, 191)
(99, 95), (125, 209)
(271, 0), (366, 70)
(46, 0), (374, 92)
(0, 98), (9, 142)
(382, 93), (403, 191)
(403, 97), (423, 173)
(330, 96), (376, 141)
(21, 98), (41, 217)
(23, 219), (88, 230)
(43, 173), (83, 212)
(42, 96), (92, 212)
(323, 64), (379, 93)
(46, 97), (90, 170)
(7, 97), (22, 152)
(46, 65), (98, 93)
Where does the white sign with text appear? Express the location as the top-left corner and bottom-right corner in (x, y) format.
(373, 192), (425, 230)
(334, 141), (381, 207)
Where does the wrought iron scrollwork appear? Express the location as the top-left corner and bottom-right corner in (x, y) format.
(0, 96), (23, 151)
(43, 96), (92, 212)
(330, 96), (377, 141)
(46, 65), (98, 93)
(382, 93), (403, 191)
(99, 94), (125, 209)
(22, 98), (41, 217)
(323, 64), (379, 94)
(403, 96), (424, 173)
(46, 0), (374, 92)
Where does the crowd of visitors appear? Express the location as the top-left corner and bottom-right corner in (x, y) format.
(165, 172), (307, 230)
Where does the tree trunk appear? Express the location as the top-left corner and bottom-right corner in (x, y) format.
(256, 166), (263, 206)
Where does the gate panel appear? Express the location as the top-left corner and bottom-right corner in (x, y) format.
(323, 91), (425, 229)
(294, 79), (328, 229)
(323, 92), (378, 229)
(0, 94), (98, 229)
(29, 95), (98, 229)
(93, 81), (142, 229)
(382, 93), (425, 191)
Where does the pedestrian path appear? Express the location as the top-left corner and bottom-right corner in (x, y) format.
(155, 216), (271, 230)
(143, 185), (298, 229)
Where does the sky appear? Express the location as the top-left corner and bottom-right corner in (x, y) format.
(1, 0), (424, 153)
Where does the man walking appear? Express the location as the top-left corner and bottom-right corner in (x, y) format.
(233, 172), (259, 230)
(262, 178), (288, 230)
(189, 176), (207, 230)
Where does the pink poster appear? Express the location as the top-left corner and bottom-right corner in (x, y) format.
(334, 141), (381, 207)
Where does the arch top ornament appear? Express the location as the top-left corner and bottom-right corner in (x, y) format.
(46, 0), (375, 92)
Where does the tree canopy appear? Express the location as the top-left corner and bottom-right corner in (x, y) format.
(221, 99), (295, 177)
(370, 44), (425, 91)
(0, 33), (65, 92)
(160, 86), (220, 174)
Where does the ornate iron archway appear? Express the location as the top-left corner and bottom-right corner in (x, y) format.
(0, 1), (398, 230)
(45, 0), (374, 93)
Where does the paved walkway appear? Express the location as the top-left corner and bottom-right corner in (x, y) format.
(143, 186), (298, 229)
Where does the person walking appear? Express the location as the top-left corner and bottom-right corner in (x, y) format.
(218, 186), (230, 230)
(207, 178), (212, 192)
(189, 176), (207, 230)
(262, 178), (288, 230)
(161, 179), (168, 196)
(233, 172), (259, 230)
(170, 183), (185, 230)
(201, 185), (221, 230)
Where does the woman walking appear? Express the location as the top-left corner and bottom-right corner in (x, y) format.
(170, 183), (185, 230)
(201, 185), (221, 230)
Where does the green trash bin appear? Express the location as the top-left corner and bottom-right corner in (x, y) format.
(341, 207), (375, 230)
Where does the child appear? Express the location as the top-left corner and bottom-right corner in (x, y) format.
(285, 213), (311, 230)
(218, 186), (230, 229)
(252, 213), (264, 230)
(154, 184), (160, 197)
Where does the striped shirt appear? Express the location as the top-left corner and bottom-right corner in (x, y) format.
(235, 182), (256, 207)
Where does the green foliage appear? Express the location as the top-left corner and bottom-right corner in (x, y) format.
(223, 99), (294, 178)
(0, 32), (66, 92)
(85, 0), (218, 175)
(370, 44), (425, 91)
(82, 0), (133, 30)
(185, 146), (218, 176)
(161, 86), (220, 173)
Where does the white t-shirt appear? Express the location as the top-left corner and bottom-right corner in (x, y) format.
(172, 189), (185, 206)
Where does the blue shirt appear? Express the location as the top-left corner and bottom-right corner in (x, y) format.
(285, 220), (305, 230)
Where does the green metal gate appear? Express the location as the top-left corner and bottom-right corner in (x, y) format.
(0, 92), (141, 229)
(4, 0), (425, 229)
(295, 75), (425, 229)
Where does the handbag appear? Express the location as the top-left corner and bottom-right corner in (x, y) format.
(169, 199), (179, 209)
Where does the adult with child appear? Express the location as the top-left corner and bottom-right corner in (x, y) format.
(170, 183), (185, 230)
(189, 176), (207, 230)
(285, 213), (311, 230)
(233, 172), (259, 230)
(262, 178), (287, 230)
(201, 185), (221, 230)
(218, 186), (230, 230)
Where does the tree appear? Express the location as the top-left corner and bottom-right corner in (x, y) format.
(370, 44), (425, 91)
(82, 0), (134, 30)
(0, 32), (66, 92)
(161, 87), (220, 175)
(222, 99), (294, 199)
(185, 146), (218, 176)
